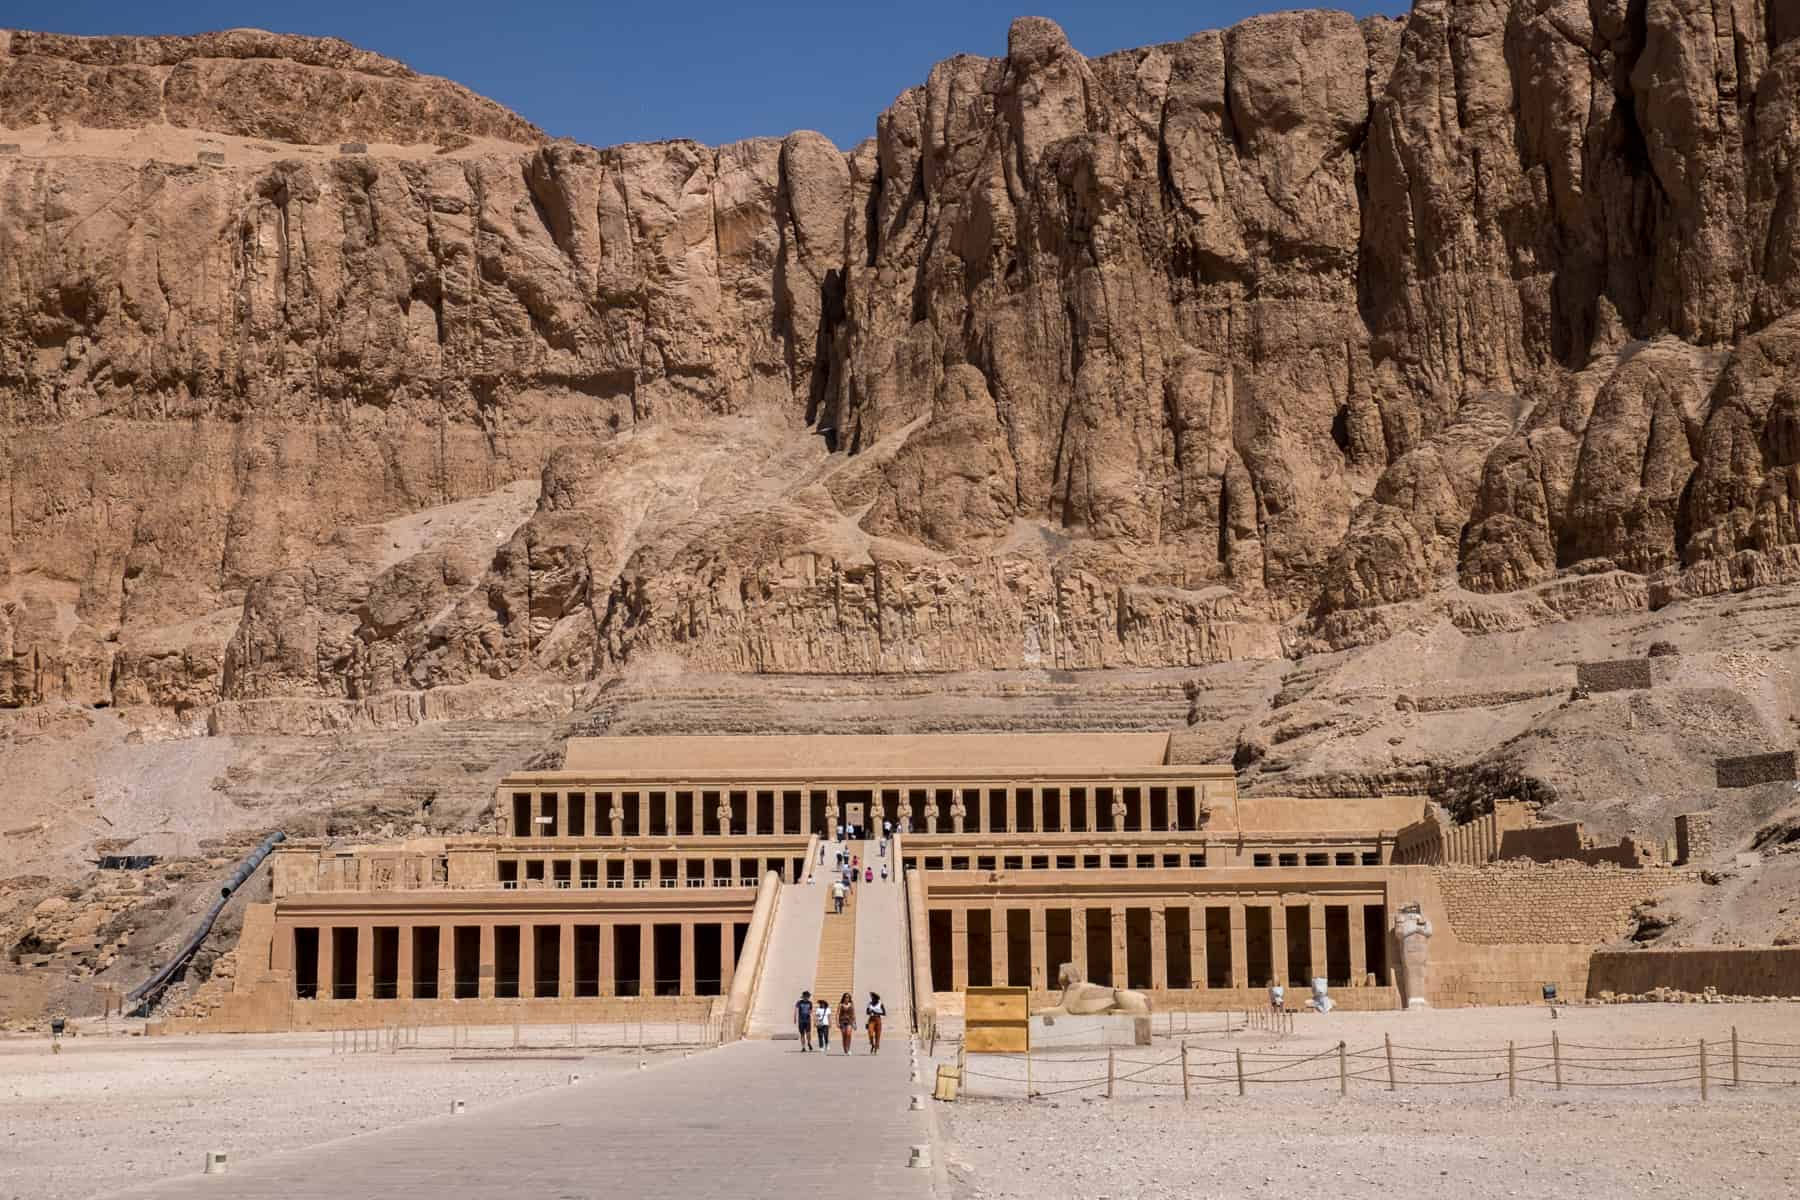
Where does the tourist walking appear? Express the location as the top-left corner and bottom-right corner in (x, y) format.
(832, 879), (845, 914)
(880, 863), (889, 882)
(836, 992), (856, 1054)
(884, 819), (892, 839)
(815, 991), (831, 1049)
(795, 990), (815, 1051)
(864, 865), (872, 884)
(865, 992), (886, 1053)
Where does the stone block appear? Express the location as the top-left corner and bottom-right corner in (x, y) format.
(196, 151), (225, 165)
(1028, 1012), (1150, 1048)
(339, 142), (368, 155)
(1715, 750), (1797, 789)
(1674, 812), (1714, 865)
(1576, 659), (1652, 693)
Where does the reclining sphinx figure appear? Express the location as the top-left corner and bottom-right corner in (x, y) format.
(1034, 962), (1151, 1017)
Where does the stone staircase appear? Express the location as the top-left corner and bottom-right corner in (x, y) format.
(812, 854), (860, 1004)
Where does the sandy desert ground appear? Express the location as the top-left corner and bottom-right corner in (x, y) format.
(932, 1003), (1800, 1200)
(0, 1023), (705, 1200)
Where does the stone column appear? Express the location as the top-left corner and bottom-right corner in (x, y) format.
(520, 922), (537, 998)
(1228, 903), (1248, 989)
(554, 791), (567, 838)
(951, 908), (970, 990)
(639, 922), (656, 998)
(438, 923), (456, 1000)
(315, 926), (332, 1001)
(636, 793), (650, 838)
(719, 922), (736, 996)
(1189, 901), (1208, 990)
(1150, 904), (1168, 991)
(1031, 787), (1045, 835)
(1071, 907), (1089, 984)
(1349, 904), (1368, 986)
(691, 791), (705, 838)
(680, 921), (696, 997)
(1309, 899), (1328, 986)
(355, 922), (374, 1002)
(746, 790), (759, 837)
(396, 924), (414, 1000)
(1270, 903), (1288, 986)
(1110, 906), (1128, 989)
(559, 923), (575, 999)
(825, 787), (839, 837)
(479, 924), (496, 999)
(990, 910), (1008, 987)
(1029, 905), (1048, 993)
(598, 922), (615, 997)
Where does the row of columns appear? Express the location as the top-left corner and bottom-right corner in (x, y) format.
(507, 781), (1215, 839)
(497, 854), (793, 887)
(938, 899), (1383, 991)
(285, 919), (739, 1001)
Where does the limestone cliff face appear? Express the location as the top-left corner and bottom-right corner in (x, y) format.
(2, 5), (1799, 712)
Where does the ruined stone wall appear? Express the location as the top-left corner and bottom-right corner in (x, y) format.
(1433, 864), (1685, 945)
(1715, 751), (1798, 789)
(1587, 947), (1800, 999)
(1674, 813), (1715, 865)
(1575, 660), (1653, 694)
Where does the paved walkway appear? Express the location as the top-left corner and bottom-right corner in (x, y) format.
(104, 1039), (935, 1199)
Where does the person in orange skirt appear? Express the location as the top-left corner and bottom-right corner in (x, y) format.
(864, 991), (886, 1053)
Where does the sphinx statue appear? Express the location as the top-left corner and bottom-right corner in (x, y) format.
(1035, 962), (1151, 1017)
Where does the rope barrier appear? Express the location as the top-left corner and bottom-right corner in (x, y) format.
(949, 1027), (1800, 1102)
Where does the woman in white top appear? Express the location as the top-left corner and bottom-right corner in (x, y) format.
(864, 992), (887, 1054)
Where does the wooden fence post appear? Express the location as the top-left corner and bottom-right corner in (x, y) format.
(1107, 1046), (1115, 1099)
(1552, 1030), (1562, 1091)
(1698, 1039), (1708, 1102)
(1338, 1041), (1348, 1097)
(1731, 1026), (1740, 1088)
(1181, 1042), (1191, 1102)
(1235, 1048), (1246, 1097)
(1507, 1041), (1516, 1099)
(1384, 1033), (1395, 1092)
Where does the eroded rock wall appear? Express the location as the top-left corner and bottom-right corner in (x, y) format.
(1, 5), (1798, 712)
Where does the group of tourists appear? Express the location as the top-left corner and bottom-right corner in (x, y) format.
(794, 990), (886, 1054)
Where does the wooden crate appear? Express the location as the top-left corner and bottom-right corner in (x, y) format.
(963, 985), (1030, 1054)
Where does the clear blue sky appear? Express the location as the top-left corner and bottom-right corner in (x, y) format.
(10, 2), (1411, 148)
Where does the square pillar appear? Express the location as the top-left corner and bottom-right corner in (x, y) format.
(680, 921), (696, 996)
(1269, 902), (1288, 986)
(314, 925), (331, 1001)
(636, 793), (650, 838)
(951, 909), (970, 991)
(1029, 905), (1048, 993)
(1189, 901), (1208, 990)
(1349, 904), (1368, 986)
(691, 790), (704, 838)
(1110, 906), (1128, 989)
(638, 922), (655, 998)
(1070, 906), (1089, 983)
(479, 924), (496, 999)
(519, 921), (536, 997)
(1309, 899), (1328, 986)
(1229, 903), (1248, 989)
(1150, 903), (1168, 991)
(990, 909), (1008, 987)
(396, 923), (414, 999)
(1084, 787), (1098, 833)
(1031, 788), (1045, 835)
(598, 921), (615, 997)
(355, 922), (374, 1001)
(746, 789), (758, 837)
(559, 923), (576, 998)
(554, 792), (568, 838)
(438, 923), (456, 999)
(719, 922), (736, 995)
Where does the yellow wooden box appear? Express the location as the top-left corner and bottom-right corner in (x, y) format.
(963, 985), (1030, 1054)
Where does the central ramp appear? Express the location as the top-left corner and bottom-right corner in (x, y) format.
(745, 854), (828, 1037)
